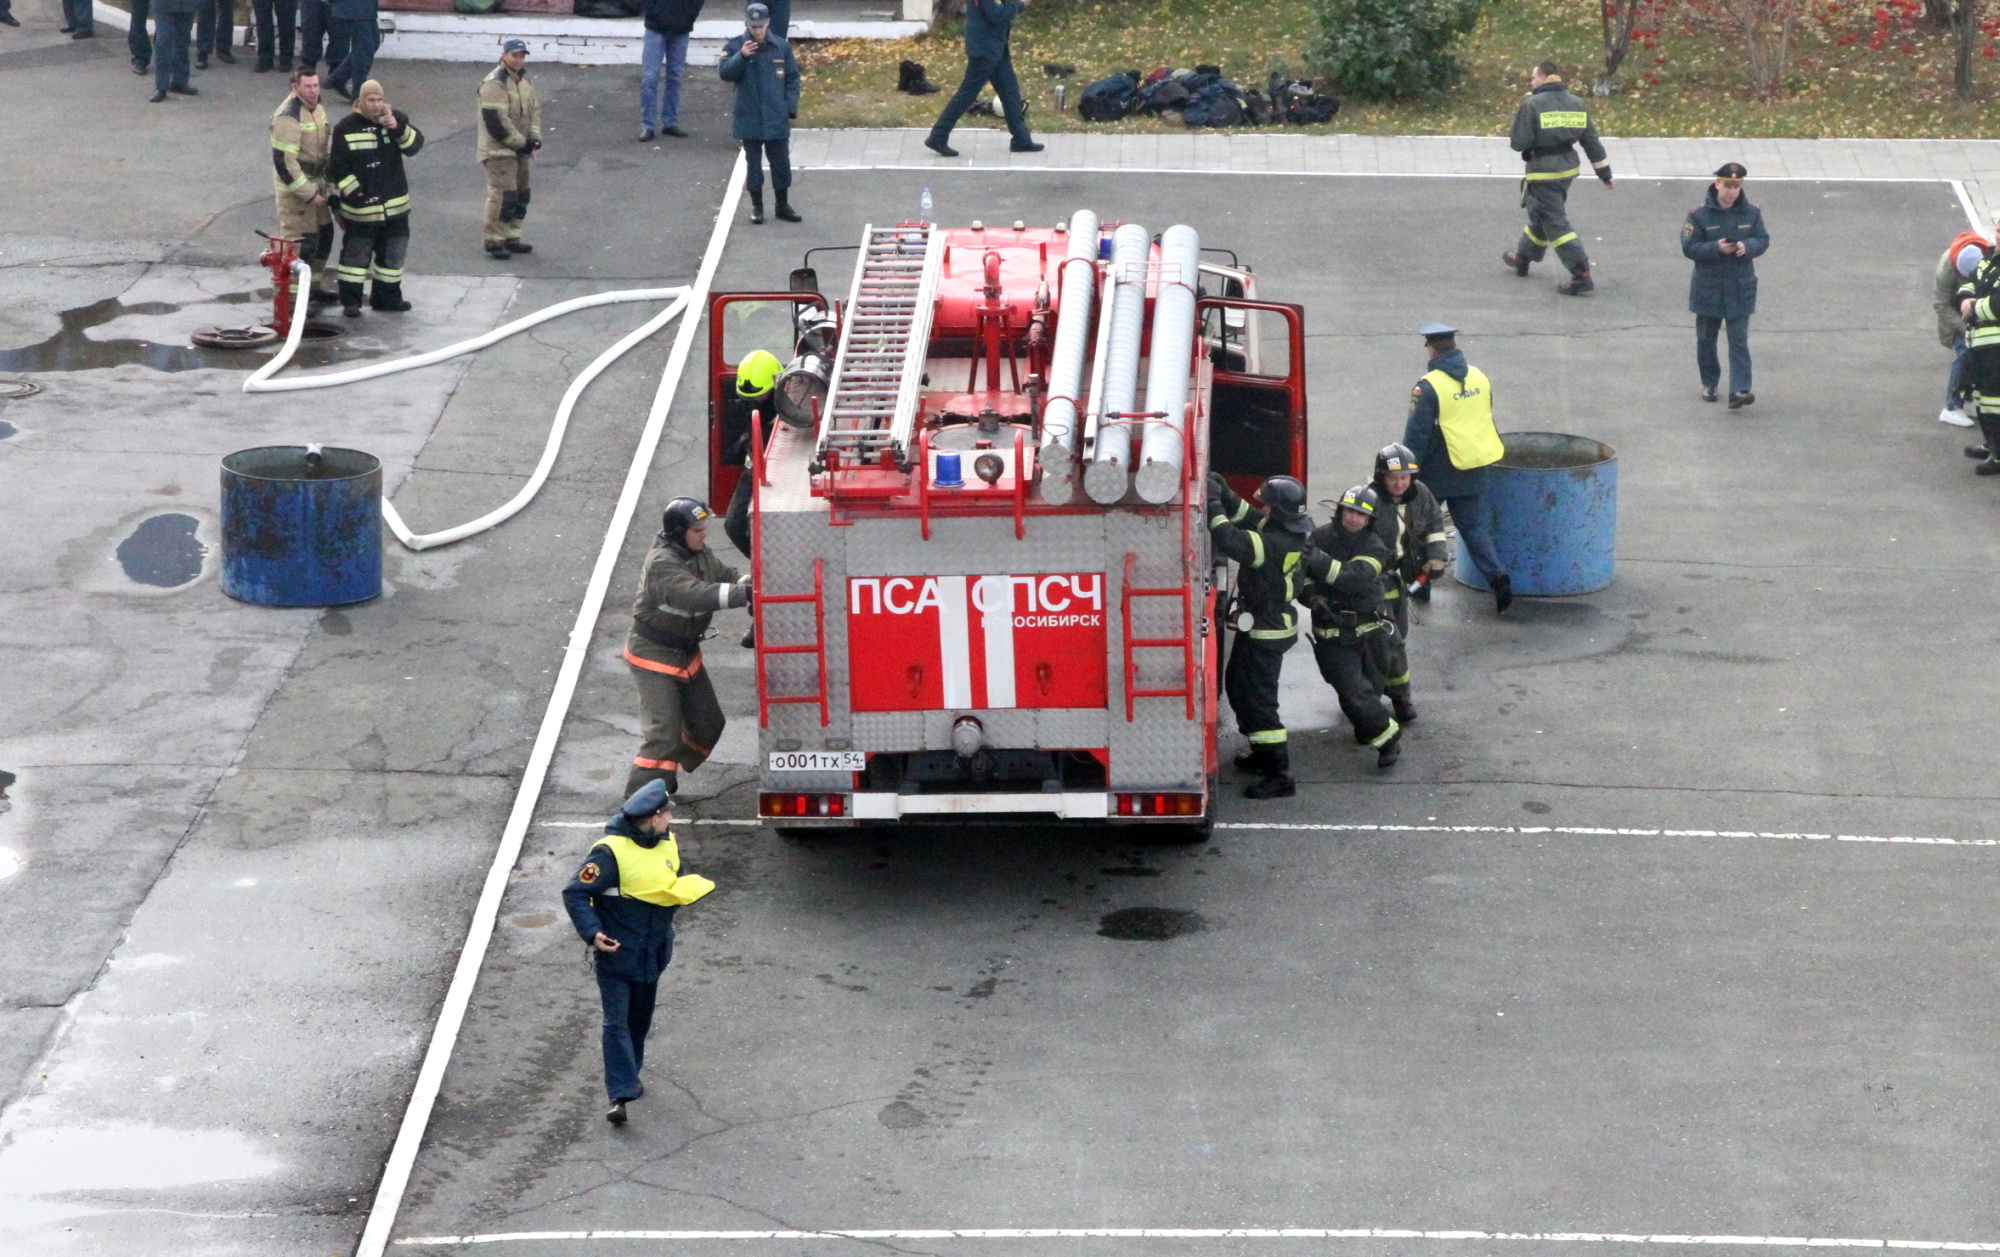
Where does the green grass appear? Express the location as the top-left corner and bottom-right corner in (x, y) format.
(795, 0), (2000, 138)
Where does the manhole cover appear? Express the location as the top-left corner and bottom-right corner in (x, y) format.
(0, 378), (39, 399)
(191, 325), (281, 351)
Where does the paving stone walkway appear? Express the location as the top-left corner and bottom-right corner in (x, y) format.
(790, 128), (1997, 228)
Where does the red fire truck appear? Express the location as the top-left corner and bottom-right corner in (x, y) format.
(706, 210), (1307, 838)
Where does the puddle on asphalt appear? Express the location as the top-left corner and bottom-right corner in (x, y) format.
(1098, 907), (1205, 940)
(0, 1124), (281, 1193)
(0, 293), (355, 374)
(116, 513), (206, 587)
(0, 420), (16, 439)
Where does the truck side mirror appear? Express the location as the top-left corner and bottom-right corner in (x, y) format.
(788, 266), (819, 294)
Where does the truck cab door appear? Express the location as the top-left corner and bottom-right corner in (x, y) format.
(1196, 298), (1306, 500)
(707, 291), (833, 511)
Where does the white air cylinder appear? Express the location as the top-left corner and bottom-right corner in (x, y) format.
(1037, 209), (1099, 507)
(1132, 224), (1201, 505)
(1083, 222), (1152, 506)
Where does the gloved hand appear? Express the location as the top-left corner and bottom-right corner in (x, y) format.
(735, 576), (755, 606)
(1206, 471), (1227, 499)
(528, 137), (542, 153)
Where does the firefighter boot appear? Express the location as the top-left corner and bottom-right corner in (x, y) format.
(774, 189), (801, 222)
(1231, 745), (1264, 773)
(748, 190), (766, 225)
(1375, 722), (1404, 769)
(338, 280), (365, 318)
(1978, 418), (2000, 475)
(1502, 250), (1530, 277)
(1492, 572), (1514, 614)
(1557, 264), (1594, 296)
(624, 765), (678, 797)
(1390, 691), (1418, 724)
(1243, 746), (1295, 800)
(370, 281), (412, 313)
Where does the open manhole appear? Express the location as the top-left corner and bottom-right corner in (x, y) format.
(190, 321), (344, 351)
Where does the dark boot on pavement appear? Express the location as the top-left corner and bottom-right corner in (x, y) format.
(924, 135), (958, 158)
(1375, 725), (1404, 769)
(1242, 746), (1295, 799)
(1390, 693), (1417, 723)
(774, 189), (801, 222)
(606, 1101), (627, 1125)
(1231, 746), (1264, 774)
(369, 282), (411, 312)
(1502, 250), (1529, 277)
(486, 242), (510, 260)
(1492, 572), (1513, 615)
(748, 190), (765, 224)
(1728, 391), (1755, 409)
(1557, 265), (1594, 295)
(506, 240), (533, 253)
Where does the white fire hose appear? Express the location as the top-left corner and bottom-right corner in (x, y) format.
(244, 260), (691, 551)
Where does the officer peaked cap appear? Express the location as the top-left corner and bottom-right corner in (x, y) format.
(620, 778), (672, 817)
(745, 2), (770, 18)
(1713, 162), (1747, 180)
(1417, 321), (1458, 341)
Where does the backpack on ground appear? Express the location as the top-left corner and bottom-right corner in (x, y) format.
(1078, 72), (1141, 122)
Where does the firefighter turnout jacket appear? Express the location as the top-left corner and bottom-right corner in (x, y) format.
(1208, 481), (1307, 641)
(625, 534), (748, 667)
(270, 92), (331, 204)
(1302, 521), (1391, 641)
(1958, 254), (2000, 349)
(328, 107), (425, 224)
(1373, 478), (1450, 592)
(1509, 79), (1612, 184)
(477, 62), (542, 159)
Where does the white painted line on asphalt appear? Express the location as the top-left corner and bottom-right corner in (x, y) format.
(797, 163), (1958, 185)
(537, 819), (752, 826)
(391, 1227), (2000, 1249)
(1215, 823), (1996, 846)
(1948, 178), (1987, 235)
(354, 153), (750, 1257)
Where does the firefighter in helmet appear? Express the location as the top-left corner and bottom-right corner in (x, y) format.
(1368, 442), (1448, 723)
(1302, 485), (1403, 769)
(1207, 470), (1311, 800)
(723, 348), (784, 560)
(624, 497), (753, 796)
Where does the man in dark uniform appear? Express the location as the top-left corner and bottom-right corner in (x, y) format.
(1366, 443), (1448, 723)
(1207, 471), (1310, 800)
(722, 348), (782, 562)
(626, 498), (753, 796)
(1303, 485), (1402, 769)
(1401, 322), (1512, 614)
(1681, 162), (1769, 409)
(326, 79), (423, 317)
(1502, 61), (1614, 296)
(923, 0), (1043, 158)
(1957, 245), (2000, 476)
(562, 779), (714, 1126)
(718, 4), (801, 225)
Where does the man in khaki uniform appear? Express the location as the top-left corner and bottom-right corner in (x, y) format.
(271, 68), (338, 308)
(478, 38), (542, 260)
(624, 498), (752, 796)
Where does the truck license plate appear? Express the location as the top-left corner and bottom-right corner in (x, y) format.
(767, 750), (865, 772)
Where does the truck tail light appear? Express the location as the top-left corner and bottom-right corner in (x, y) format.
(760, 792), (848, 818)
(1115, 792), (1204, 817)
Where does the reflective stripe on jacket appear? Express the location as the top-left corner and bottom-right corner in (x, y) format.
(1302, 520), (1390, 638)
(327, 107), (423, 222)
(1208, 482), (1306, 639)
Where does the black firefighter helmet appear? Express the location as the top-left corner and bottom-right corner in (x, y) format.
(1258, 475), (1311, 534)
(1374, 442), (1419, 479)
(660, 496), (714, 545)
(1338, 483), (1381, 520)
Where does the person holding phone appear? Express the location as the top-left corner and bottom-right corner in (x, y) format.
(562, 780), (714, 1126)
(1681, 162), (1769, 409)
(326, 79), (424, 316)
(718, 3), (801, 225)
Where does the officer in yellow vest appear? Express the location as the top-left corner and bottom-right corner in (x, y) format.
(561, 778), (714, 1125)
(1400, 322), (1513, 613)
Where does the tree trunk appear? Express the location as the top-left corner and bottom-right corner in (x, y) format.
(1956, 0), (1977, 98)
(1597, 0), (1640, 95)
(1926, 0), (1956, 28)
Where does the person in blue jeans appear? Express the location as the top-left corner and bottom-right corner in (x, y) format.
(325, 0), (377, 99)
(719, 3), (800, 225)
(639, 0), (703, 140)
(149, 0), (202, 101)
(59, 0), (95, 37)
(1681, 161), (1770, 410)
(561, 780), (714, 1126)
(924, 0), (1043, 158)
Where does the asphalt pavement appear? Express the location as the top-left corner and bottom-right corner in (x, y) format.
(3, 26), (2000, 1257)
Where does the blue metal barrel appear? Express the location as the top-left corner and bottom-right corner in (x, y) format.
(220, 446), (382, 606)
(1452, 432), (1616, 597)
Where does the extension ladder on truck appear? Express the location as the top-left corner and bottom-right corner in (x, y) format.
(815, 223), (944, 470)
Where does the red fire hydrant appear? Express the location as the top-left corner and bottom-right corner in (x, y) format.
(258, 232), (302, 338)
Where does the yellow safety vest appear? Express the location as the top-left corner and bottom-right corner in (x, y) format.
(1425, 365), (1505, 471)
(599, 832), (715, 906)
